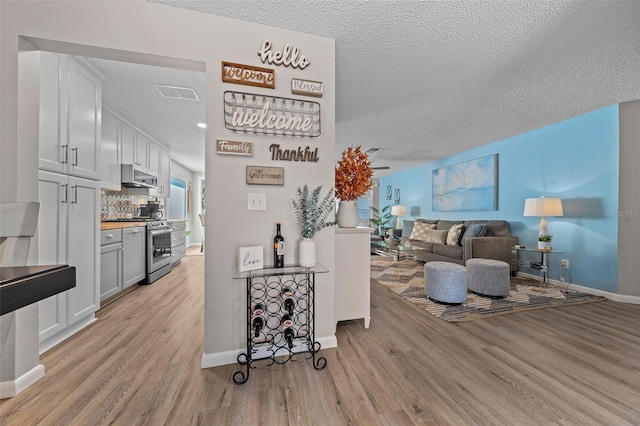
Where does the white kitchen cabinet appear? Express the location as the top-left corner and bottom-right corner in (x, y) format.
(121, 121), (136, 166)
(147, 142), (171, 198)
(135, 131), (150, 171)
(100, 230), (122, 301)
(159, 149), (171, 198)
(38, 170), (100, 347)
(100, 108), (121, 190)
(169, 221), (186, 265)
(122, 226), (146, 288)
(38, 52), (102, 181)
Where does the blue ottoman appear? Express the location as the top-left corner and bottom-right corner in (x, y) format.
(424, 261), (467, 304)
(466, 258), (510, 297)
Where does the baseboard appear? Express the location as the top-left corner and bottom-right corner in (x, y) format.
(200, 335), (337, 369)
(516, 272), (640, 305)
(0, 363), (45, 399)
(39, 314), (97, 355)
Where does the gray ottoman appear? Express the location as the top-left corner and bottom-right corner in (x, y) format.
(424, 261), (467, 304)
(466, 258), (510, 297)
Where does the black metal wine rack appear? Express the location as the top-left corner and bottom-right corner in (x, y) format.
(233, 268), (326, 385)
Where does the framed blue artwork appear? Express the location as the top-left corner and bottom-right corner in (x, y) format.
(432, 154), (498, 211)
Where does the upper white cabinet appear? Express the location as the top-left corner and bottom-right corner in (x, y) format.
(121, 121), (136, 166)
(39, 52), (102, 181)
(135, 131), (150, 171)
(148, 142), (171, 198)
(100, 108), (121, 190)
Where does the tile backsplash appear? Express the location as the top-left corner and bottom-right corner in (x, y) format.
(101, 189), (157, 221)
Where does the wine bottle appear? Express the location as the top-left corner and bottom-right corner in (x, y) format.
(283, 327), (295, 349)
(281, 313), (293, 328)
(251, 315), (264, 338)
(252, 302), (265, 317)
(284, 297), (295, 316)
(274, 222), (285, 268)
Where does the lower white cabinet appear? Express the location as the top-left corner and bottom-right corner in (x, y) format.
(122, 227), (146, 288)
(100, 231), (122, 301)
(169, 220), (186, 265)
(38, 170), (100, 346)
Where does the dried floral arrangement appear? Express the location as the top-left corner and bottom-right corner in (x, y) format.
(334, 146), (373, 201)
(292, 185), (336, 239)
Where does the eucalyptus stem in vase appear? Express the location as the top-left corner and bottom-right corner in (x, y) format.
(292, 185), (336, 267)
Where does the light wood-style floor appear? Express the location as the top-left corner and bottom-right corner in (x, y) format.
(1, 253), (639, 425)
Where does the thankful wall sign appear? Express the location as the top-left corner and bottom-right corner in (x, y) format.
(223, 91), (321, 137)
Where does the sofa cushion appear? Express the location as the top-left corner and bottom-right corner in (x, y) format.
(460, 223), (486, 245)
(436, 220), (464, 231)
(424, 229), (448, 244)
(402, 220), (415, 238)
(447, 223), (464, 246)
(464, 220), (510, 237)
(410, 222), (436, 241)
(407, 240), (435, 252)
(433, 244), (464, 260)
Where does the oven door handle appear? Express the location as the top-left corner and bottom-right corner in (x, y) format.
(149, 229), (171, 237)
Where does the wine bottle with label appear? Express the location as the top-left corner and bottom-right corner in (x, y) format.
(283, 326), (295, 349)
(274, 222), (285, 268)
(251, 315), (265, 338)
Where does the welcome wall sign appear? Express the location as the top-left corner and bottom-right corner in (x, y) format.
(223, 91), (321, 137)
(221, 61), (275, 89)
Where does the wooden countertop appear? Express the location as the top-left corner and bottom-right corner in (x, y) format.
(101, 221), (148, 230)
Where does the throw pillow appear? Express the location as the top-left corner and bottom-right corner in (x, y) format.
(424, 229), (448, 244)
(402, 220), (415, 238)
(409, 221), (436, 241)
(460, 223), (486, 245)
(446, 223), (465, 246)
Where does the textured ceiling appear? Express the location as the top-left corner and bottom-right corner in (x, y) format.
(91, 0), (640, 175)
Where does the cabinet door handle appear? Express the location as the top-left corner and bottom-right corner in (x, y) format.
(71, 186), (78, 204)
(61, 184), (68, 203)
(106, 234), (114, 239)
(61, 145), (68, 164)
(133, 229), (139, 233)
(71, 148), (78, 166)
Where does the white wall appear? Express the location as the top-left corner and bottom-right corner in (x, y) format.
(0, 1), (336, 375)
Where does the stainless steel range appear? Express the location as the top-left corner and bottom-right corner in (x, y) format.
(146, 220), (172, 284)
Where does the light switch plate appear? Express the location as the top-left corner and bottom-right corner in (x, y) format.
(248, 193), (267, 211)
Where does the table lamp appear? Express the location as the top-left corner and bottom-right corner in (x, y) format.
(391, 205), (406, 229)
(523, 196), (563, 236)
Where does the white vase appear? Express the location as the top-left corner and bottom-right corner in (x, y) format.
(337, 200), (359, 228)
(538, 241), (551, 250)
(299, 238), (316, 267)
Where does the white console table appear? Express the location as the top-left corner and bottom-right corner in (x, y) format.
(335, 227), (373, 328)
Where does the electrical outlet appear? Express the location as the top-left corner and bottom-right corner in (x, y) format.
(560, 259), (569, 269)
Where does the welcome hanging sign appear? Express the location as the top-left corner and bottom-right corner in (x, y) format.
(223, 91), (321, 137)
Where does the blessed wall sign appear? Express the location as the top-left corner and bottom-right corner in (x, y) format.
(291, 78), (323, 98)
(224, 91), (321, 137)
(221, 61), (275, 89)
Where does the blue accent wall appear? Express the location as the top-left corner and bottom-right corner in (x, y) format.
(381, 105), (620, 292)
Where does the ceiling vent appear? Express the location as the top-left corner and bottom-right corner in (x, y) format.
(364, 147), (384, 155)
(153, 84), (200, 101)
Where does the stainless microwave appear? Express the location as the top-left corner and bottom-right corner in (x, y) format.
(121, 164), (158, 189)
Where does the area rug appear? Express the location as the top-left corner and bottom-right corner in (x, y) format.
(371, 256), (606, 322)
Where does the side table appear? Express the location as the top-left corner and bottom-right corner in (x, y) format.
(512, 247), (565, 285)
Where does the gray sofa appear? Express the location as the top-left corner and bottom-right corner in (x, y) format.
(400, 219), (518, 270)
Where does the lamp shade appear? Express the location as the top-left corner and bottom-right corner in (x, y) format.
(391, 205), (406, 216)
(523, 197), (563, 217)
